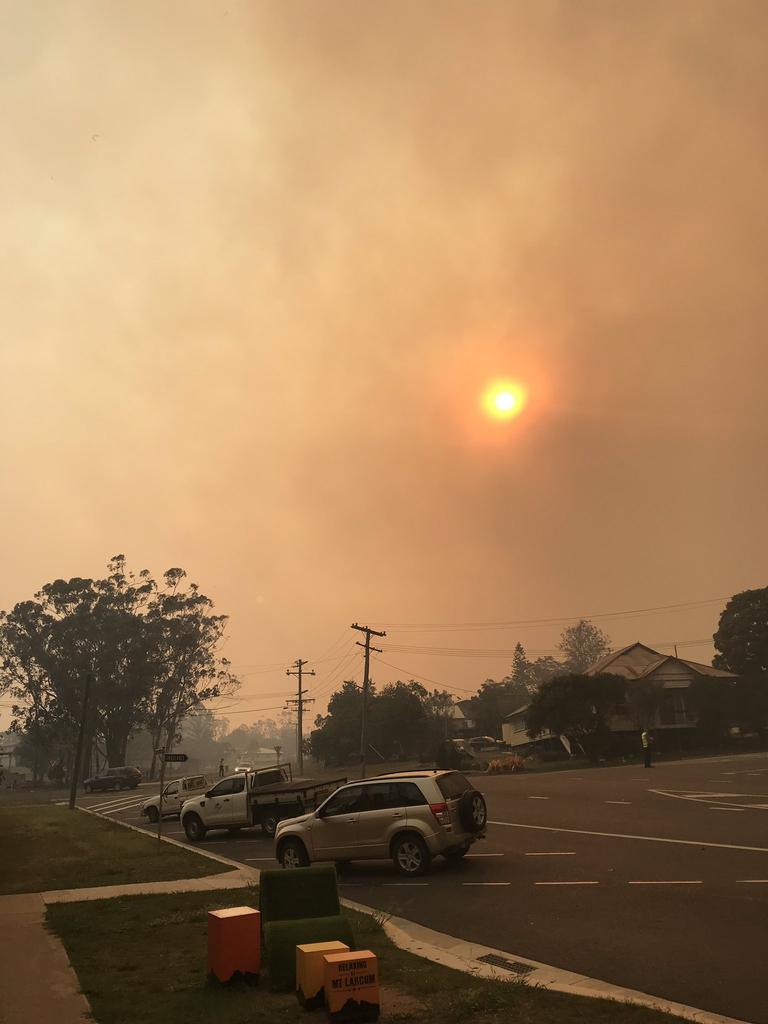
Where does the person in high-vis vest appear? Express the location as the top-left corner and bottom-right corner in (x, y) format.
(641, 728), (653, 768)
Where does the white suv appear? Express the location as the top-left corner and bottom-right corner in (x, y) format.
(275, 770), (487, 876)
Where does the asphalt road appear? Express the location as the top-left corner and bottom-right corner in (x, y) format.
(80, 753), (768, 1024)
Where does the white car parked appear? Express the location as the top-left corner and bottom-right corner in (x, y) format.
(141, 774), (210, 823)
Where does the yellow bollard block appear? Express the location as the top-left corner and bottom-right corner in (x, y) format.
(207, 906), (261, 983)
(323, 949), (379, 1022)
(296, 940), (350, 1009)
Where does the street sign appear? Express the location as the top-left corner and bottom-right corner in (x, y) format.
(164, 753), (188, 763)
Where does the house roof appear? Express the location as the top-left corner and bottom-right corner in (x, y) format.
(503, 704), (530, 720)
(586, 642), (736, 680)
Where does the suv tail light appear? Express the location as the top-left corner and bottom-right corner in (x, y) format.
(430, 802), (449, 825)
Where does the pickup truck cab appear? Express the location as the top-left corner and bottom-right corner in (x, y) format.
(141, 774), (209, 823)
(180, 764), (347, 842)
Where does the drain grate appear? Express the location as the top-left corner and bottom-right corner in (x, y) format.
(476, 953), (535, 976)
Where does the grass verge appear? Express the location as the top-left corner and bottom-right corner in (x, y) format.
(47, 887), (681, 1024)
(0, 805), (231, 894)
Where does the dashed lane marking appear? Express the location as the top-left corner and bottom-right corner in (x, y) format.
(465, 853), (504, 857)
(525, 852), (576, 857)
(710, 807), (744, 812)
(535, 881), (599, 886)
(383, 883), (430, 887)
(527, 796), (549, 800)
(605, 800), (631, 805)
(737, 879), (768, 883)
(628, 880), (702, 885)
(245, 858), (277, 862)
(490, 820), (768, 853)
(462, 882), (511, 886)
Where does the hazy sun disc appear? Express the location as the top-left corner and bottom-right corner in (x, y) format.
(483, 381), (527, 420)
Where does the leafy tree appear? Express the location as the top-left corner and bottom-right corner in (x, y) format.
(713, 588), (768, 675)
(525, 673), (625, 762)
(468, 677), (529, 737)
(507, 643), (561, 691)
(558, 620), (611, 673)
(625, 678), (665, 730)
(310, 680), (364, 767)
(368, 681), (433, 760)
(0, 556), (238, 777)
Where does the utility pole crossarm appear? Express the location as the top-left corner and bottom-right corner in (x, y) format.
(350, 623), (387, 780)
(286, 658), (316, 775)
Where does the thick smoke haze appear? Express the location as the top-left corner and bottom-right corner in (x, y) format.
(1, 2), (767, 724)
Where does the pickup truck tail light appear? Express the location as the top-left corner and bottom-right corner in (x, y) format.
(430, 802), (449, 825)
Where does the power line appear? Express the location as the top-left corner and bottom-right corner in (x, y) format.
(380, 637), (715, 659)
(367, 597), (727, 632)
(370, 655), (476, 694)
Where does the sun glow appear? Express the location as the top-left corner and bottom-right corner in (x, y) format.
(482, 380), (527, 421)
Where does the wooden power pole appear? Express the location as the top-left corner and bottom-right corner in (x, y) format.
(351, 623), (386, 779)
(286, 659), (315, 775)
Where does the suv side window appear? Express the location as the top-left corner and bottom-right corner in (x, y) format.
(165, 782), (180, 797)
(361, 782), (402, 811)
(231, 776), (245, 794)
(397, 782), (428, 806)
(322, 785), (365, 817)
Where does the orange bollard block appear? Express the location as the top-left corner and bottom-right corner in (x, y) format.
(296, 940), (350, 1009)
(207, 906), (261, 983)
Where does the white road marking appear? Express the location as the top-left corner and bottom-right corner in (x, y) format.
(88, 795), (141, 809)
(383, 883), (430, 887)
(245, 857), (277, 862)
(736, 879), (768, 883)
(628, 880), (702, 885)
(462, 882), (511, 886)
(465, 853), (504, 857)
(525, 852), (576, 857)
(90, 798), (144, 813)
(535, 881), (599, 886)
(489, 820), (768, 854)
(528, 796), (549, 800)
(710, 807), (744, 812)
(605, 800), (631, 805)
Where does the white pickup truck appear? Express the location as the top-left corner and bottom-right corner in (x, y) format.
(141, 774), (210, 823)
(180, 763), (347, 842)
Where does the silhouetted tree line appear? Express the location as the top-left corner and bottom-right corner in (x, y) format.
(0, 556), (238, 782)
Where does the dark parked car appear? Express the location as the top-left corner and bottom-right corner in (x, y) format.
(83, 766), (142, 792)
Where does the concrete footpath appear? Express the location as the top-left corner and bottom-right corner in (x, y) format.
(0, 868), (257, 1024)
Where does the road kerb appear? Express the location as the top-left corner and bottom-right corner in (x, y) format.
(76, 805), (256, 873)
(340, 897), (754, 1024)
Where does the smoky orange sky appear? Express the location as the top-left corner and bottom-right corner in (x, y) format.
(2, 1), (767, 730)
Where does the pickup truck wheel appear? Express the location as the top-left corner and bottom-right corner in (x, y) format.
(261, 815), (279, 838)
(280, 838), (309, 869)
(392, 833), (431, 877)
(183, 814), (207, 842)
(146, 806), (159, 824)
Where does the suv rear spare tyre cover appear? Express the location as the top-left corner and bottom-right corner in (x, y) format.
(458, 789), (487, 833)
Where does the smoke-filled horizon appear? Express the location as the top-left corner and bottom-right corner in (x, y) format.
(2, 2), (766, 728)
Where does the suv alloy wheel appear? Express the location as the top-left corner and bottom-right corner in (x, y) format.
(392, 833), (431, 876)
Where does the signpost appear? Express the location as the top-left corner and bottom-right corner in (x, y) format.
(155, 749), (188, 844)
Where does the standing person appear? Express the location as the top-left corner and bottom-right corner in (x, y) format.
(641, 728), (653, 768)
(218, 758), (225, 778)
